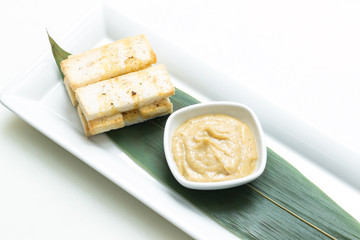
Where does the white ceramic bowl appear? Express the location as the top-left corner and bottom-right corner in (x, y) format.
(164, 101), (267, 190)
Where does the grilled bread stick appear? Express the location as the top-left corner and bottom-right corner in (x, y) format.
(76, 64), (175, 121)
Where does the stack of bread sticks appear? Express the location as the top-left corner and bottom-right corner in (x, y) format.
(60, 34), (175, 137)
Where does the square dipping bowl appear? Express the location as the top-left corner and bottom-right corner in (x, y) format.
(163, 101), (267, 190)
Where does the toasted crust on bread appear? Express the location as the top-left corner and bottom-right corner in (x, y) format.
(64, 77), (78, 106)
(124, 107), (172, 126)
(122, 109), (142, 126)
(61, 34), (156, 90)
(77, 106), (125, 137)
(76, 64), (175, 121)
(139, 98), (172, 119)
(123, 98), (173, 126)
(77, 106), (91, 137)
(88, 113), (125, 136)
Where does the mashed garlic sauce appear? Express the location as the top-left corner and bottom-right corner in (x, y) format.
(171, 114), (258, 182)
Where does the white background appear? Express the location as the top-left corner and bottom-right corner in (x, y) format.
(1, 0), (359, 239)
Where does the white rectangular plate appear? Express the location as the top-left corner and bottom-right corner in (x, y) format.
(1, 3), (359, 239)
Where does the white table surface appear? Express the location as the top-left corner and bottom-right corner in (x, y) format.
(1, 0), (359, 239)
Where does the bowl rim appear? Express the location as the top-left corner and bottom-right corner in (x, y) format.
(163, 101), (267, 190)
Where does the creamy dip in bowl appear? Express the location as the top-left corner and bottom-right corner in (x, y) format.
(164, 101), (267, 190)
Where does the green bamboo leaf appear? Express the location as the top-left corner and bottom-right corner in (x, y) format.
(47, 30), (71, 78)
(48, 34), (360, 239)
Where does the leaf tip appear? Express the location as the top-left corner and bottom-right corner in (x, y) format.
(47, 31), (71, 79)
